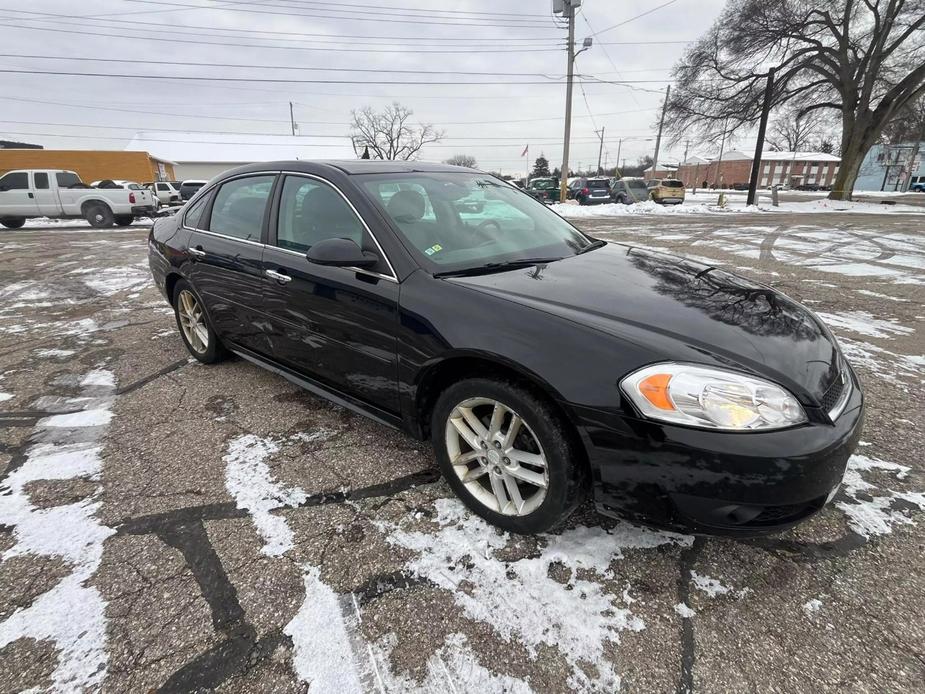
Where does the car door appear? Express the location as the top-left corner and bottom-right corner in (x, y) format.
(0, 171), (39, 217)
(30, 172), (61, 216)
(185, 174), (276, 353)
(259, 173), (400, 415)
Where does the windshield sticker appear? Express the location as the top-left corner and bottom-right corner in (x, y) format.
(425, 244), (443, 256)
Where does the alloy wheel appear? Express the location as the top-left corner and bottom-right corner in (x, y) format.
(445, 397), (549, 516)
(177, 289), (209, 354)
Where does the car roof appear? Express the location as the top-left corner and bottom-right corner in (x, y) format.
(216, 160), (477, 179)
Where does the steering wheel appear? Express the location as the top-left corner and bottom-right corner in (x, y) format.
(471, 219), (502, 247)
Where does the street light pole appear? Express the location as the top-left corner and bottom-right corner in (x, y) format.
(558, 1), (576, 202)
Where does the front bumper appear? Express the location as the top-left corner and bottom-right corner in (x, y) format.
(574, 370), (864, 536)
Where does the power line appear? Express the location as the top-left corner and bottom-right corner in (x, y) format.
(5, 9), (562, 42)
(0, 54), (571, 80)
(116, 0), (564, 28)
(0, 68), (677, 87)
(591, 0), (682, 37)
(0, 21), (562, 54)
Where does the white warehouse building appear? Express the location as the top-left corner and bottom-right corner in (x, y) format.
(125, 132), (356, 181)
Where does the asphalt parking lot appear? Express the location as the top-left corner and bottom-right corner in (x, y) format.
(1, 211), (923, 693)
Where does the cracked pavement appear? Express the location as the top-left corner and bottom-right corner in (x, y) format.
(0, 211), (923, 692)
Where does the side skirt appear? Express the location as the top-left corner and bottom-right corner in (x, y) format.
(228, 345), (406, 433)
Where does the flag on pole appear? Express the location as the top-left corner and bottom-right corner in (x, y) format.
(521, 144), (529, 157)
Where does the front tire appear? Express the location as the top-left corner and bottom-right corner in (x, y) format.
(84, 203), (114, 228)
(0, 217), (26, 229)
(172, 280), (224, 363)
(431, 378), (587, 534)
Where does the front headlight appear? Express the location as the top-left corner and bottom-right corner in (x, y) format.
(620, 363), (806, 431)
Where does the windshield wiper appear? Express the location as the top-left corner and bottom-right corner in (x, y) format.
(576, 239), (606, 255)
(433, 257), (562, 278)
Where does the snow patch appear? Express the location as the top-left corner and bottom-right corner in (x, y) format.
(816, 311), (914, 339)
(803, 599), (823, 614)
(0, 370), (117, 691)
(835, 454), (925, 538)
(674, 603), (696, 619)
(0, 392), (12, 402)
(223, 434), (307, 556)
(690, 571), (732, 598)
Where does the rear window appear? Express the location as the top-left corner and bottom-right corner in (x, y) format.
(625, 180), (648, 190)
(588, 180), (609, 189)
(661, 180), (684, 188)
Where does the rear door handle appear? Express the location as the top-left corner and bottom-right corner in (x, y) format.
(265, 269), (292, 283)
(189, 247), (206, 258)
(28, 192), (34, 198)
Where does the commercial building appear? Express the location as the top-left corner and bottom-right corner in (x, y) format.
(126, 132), (355, 180)
(675, 150), (841, 189)
(0, 149), (176, 183)
(854, 142), (923, 191)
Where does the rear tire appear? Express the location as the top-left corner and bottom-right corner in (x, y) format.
(172, 280), (224, 364)
(84, 203), (114, 228)
(0, 217), (26, 229)
(431, 377), (587, 534)
(114, 215), (135, 227)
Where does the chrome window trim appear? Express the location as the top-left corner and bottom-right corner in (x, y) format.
(181, 170), (279, 233)
(274, 172), (399, 282)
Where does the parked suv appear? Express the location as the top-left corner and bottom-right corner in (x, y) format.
(568, 177), (611, 205)
(526, 177), (559, 203)
(610, 177), (650, 204)
(147, 181), (182, 206)
(179, 180), (208, 201)
(647, 178), (686, 205)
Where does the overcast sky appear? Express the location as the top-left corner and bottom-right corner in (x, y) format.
(1, 0), (733, 175)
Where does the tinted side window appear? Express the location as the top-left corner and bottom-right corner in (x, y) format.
(184, 194), (209, 229)
(276, 176), (365, 253)
(56, 172), (82, 188)
(208, 176), (274, 242)
(0, 172), (29, 190)
(34, 173), (49, 189)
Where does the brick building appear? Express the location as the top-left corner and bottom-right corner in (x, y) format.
(676, 150), (841, 189)
(0, 149), (176, 184)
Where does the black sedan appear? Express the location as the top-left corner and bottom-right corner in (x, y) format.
(148, 160), (863, 536)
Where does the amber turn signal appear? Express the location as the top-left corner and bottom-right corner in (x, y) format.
(638, 373), (675, 410)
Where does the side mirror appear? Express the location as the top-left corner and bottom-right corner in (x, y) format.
(306, 237), (378, 269)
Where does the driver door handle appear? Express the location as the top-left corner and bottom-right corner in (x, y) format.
(188, 247), (206, 258)
(265, 269), (292, 283)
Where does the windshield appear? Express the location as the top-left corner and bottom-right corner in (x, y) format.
(587, 179), (609, 190)
(358, 172), (592, 273)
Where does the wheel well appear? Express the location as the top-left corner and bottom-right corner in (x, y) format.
(165, 273), (182, 304)
(80, 199), (112, 214)
(415, 357), (586, 456)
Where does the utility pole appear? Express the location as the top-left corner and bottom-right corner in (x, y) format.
(554, 0), (585, 202)
(651, 84), (670, 180)
(289, 102), (297, 136)
(746, 67), (775, 205)
(615, 138), (623, 175)
(596, 126), (605, 174)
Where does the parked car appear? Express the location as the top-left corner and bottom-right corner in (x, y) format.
(526, 177), (560, 203)
(648, 178), (686, 205)
(610, 177), (650, 204)
(568, 177), (611, 205)
(146, 181), (182, 207)
(911, 182), (925, 192)
(731, 182), (750, 191)
(149, 160), (863, 536)
(0, 169), (155, 228)
(179, 180), (208, 201)
(794, 182), (822, 191)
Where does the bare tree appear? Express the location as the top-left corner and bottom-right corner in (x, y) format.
(767, 108), (825, 151)
(444, 154), (478, 168)
(349, 102), (444, 160)
(664, 0), (925, 200)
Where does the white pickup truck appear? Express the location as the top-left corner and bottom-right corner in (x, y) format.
(0, 169), (156, 229)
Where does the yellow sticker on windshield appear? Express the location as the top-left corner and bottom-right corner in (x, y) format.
(425, 244), (443, 256)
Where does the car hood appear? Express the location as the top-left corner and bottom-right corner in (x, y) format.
(447, 244), (840, 404)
